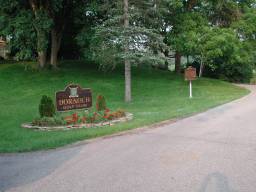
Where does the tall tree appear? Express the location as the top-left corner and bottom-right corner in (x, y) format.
(85, 0), (166, 102)
(0, 0), (85, 68)
(123, 0), (131, 102)
(204, 0), (241, 27)
(0, 0), (51, 67)
(165, 0), (201, 73)
(29, 0), (52, 68)
(47, 0), (76, 68)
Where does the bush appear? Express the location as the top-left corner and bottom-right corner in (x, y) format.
(191, 58), (253, 83)
(39, 95), (55, 117)
(32, 116), (66, 127)
(218, 62), (253, 83)
(96, 95), (106, 111)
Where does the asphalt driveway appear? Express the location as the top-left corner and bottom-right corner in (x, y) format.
(1, 85), (256, 192)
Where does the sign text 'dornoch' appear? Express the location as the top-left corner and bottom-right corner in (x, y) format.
(56, 84), (92, 111)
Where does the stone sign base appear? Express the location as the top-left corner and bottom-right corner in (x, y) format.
(22, 113), (133, 131)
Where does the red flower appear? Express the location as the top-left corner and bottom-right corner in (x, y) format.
(72, 113), (79, 123)
(72, 113), (78, 118)
(81, 116), (87, 123)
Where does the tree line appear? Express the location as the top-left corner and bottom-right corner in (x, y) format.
(0, 0), (256, 101)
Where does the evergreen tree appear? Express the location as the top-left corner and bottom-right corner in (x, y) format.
(86, 0), (167, 102)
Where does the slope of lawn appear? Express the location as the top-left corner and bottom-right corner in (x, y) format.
(0, 61), (249, 152)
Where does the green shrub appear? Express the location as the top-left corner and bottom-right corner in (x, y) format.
(191, 59), (253, 83)
(250, 75), (256, 85)
(217, 61), (253, 83)
(96, 95), (106, 111)
(39, 95), (55, 117)
(32, 116), (66, 127)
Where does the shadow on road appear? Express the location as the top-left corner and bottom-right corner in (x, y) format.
(199, 172), (236, 192)
(0, 146), (81, 191)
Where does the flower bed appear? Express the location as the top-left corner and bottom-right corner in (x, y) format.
(22, 94), (133, 131)
(22, 112), (133, 131)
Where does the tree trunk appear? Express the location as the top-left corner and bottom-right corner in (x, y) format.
(199, 58), (204, 78)
(50, 29), (62, 68)
(164, 49), (169, 70)
(124, 0), (131, 102)
(36, 29), (47, 68)
(125, 60), (131, 102)
(175, 52), (181, 74)
(29, 0), (48, 69)
(38, 51), (47, 68)
(164, 60), (169, 70)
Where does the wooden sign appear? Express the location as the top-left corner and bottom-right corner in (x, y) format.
(185, 67), (196, 81)
(56, 84), (92, 111)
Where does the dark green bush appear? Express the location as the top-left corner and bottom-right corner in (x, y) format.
(191, 59), (253, 83)
(39, 95), (55, 117)
(218, 62), (253, 83)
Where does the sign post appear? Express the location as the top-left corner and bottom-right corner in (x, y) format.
(189, 80), (192, 98)
(185, 66), (196, 99)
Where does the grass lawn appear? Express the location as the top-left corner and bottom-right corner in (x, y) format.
(0, 61), (249, 153)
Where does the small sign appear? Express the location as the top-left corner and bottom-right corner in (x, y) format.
(185, 66), (196, 81)
(56, 84), (92, 111)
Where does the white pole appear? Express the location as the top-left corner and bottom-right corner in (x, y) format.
(189, 80), (192, 98)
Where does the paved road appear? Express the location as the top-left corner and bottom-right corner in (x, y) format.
(1, 85), (256, 192)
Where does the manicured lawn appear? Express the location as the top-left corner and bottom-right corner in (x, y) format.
(0, 61), (249, 152)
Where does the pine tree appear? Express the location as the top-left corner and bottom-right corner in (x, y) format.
(90, 0), (167, 102)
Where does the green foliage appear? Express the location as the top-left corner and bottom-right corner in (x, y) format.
(0, 7), (35, 60)
(96, 95), (107, 111)
(167, 12), (208, 57)
(1, 0), (256, 82)
(0, 0), (79, 64)
(39, 95), (56, 117)
(32, 116), (66, 127)
(33, 10), (52, 52)
(0, 1), (52, 60)
(165, 0), (255, 83)
(78, 0), (167, 69)
(199, 28), (254, 82)
(164, 0), (256, 82)
(84, 110), (96, 123)
(218, 61), (253, 83)
(232, 7), (256, 67)
(204, 0), (241, 27)
(250, 74), (256, 85)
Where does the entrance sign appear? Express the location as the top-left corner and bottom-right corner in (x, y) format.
(185, 67), (197, 98)
(56, 84), (92, 111)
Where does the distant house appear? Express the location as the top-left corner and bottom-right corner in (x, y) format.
(0, 37), (9, 59)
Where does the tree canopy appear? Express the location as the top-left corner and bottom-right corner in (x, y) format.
(1, 0), (256, 100)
